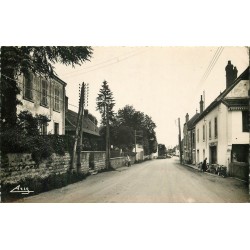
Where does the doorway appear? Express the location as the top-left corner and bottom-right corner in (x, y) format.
(210, 146), (217, 164)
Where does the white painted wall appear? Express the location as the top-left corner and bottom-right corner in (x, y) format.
(231, 111), (249, 144)
(16, 74), (65, 135)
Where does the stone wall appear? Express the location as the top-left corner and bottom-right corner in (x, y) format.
(78, 151), (90, 174)
(110, 156), (136, 169)
(1, 151), (137, 201)
(1, 153), (71, 185)
(110, 157), (125, 169)
(92, 151), (106, 171)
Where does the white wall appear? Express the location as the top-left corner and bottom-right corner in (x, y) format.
(231, 111), (249, 144)
(16, 75), (65, 135)
(195, 104), (227, 165)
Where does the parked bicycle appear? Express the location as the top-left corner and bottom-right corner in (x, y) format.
(206, 164), (218, 174)
(217, 165), (227, 177)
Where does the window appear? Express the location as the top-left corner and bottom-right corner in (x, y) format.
(54, 86), (60, 111)
(209, 121), (211, 139)
(214, 117), (218, 138)
(242, 111), (249, 132)
(197, 129), (199, 142)
(40, 123), (47, 135)
(192, 131), (195, 145)
(203, 125), (205, 141)
(54, 122), (59, 135)
(24, 73), (33, 100)
(41, 80), (48, 106)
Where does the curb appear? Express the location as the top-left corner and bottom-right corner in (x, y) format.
(181, 163), (225, 178)
(182, 163), (248, 182)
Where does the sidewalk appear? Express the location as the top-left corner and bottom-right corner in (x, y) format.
(181, 161), (247, 183)
(182, 162), (200, 171)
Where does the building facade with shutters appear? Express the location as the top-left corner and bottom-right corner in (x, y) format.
(194, 63), (249, 174)
(16, 73), (67, 135)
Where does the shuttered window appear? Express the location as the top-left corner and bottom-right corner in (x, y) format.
(41, 80), (48, 106)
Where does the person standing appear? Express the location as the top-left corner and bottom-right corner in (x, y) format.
(202, 157), (207, 172)
(126, 155), (131, 167)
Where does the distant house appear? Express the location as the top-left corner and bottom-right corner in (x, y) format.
(65, 100), (100, 150)
(193, 62), (249, 178)
(183, 111), (200, 164)
(17, 73), (67, 135)
(133, 144), (144, 161)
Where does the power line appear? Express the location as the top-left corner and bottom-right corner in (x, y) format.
(201, 47), (224, 83)
(59, 47), (150, 78)
(187, 47), (224, 112)
(1, 74), (79, 109)
(200, 47), (224, 83)
(199, 47), (221, 83)
(201, 47), (224, 82)
(60, 47), (142, 77)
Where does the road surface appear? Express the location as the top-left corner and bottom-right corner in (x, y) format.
(19, 157), (249, 203)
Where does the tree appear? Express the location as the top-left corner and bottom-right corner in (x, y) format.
(1, 46), (93, 128)
(116, 105), (157, 155)
(96, 80), (116, 125)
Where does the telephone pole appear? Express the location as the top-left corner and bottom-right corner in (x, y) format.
(71, 83), (85, 171)
(134, 130), (137, 161)
(105, 99), (111, 169)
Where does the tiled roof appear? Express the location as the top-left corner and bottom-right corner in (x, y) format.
(187, 113), (200, 130)
(65, 109), (100, 136)
(194, 66), (249, 124)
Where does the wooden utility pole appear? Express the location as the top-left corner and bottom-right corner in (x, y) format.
(178, 117), (182, 164)
(77, 83), (86, 173)
(134, 130), (137, 161)
(106, 101), (110, 169)
(71, 83), (85, 172)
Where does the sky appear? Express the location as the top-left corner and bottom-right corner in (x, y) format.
(55, 47), (249, 148)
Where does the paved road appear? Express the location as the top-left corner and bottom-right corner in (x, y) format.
(19, 157), (249, 203)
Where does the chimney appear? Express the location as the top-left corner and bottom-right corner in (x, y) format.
(233, 66), (238, 80)
(225, 60), (237, 88)
(185, 113), (189, 123)
(199, 95), (204, 113)
(84, 109), (89, 118)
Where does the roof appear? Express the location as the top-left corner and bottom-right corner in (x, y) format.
(52, 74), (67, 87)
(65, 109), (100, 136)
(186, 113), (200, 130)
(194, 66), (249, 124)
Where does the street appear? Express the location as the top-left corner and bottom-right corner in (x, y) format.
(19, 157), (248, 203)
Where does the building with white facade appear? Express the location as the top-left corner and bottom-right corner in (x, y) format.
(17, 73), (67, 135)
(194, 63), (249, 178)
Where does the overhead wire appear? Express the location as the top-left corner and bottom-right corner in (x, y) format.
(201, 47), (224, 83)
(58, 47), (151, 78)
(188, 46), (224, 112)
(1, 73), (80, 109)
(60, 47), (143, 77)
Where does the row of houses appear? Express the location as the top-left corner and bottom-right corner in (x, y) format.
(182, 61), (249, 180)
(16, 72), (100, 142)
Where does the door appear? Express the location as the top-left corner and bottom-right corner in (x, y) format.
(210, 146), (217, 164)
